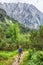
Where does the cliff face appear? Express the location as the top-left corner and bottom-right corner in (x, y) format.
(0, 3), (43, 29)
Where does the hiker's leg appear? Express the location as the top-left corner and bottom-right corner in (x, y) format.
(18, 53), (20, 62)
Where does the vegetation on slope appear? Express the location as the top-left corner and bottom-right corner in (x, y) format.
(0, 13), (30, 51)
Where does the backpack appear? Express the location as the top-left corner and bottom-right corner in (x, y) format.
(18, 48), (22, 53)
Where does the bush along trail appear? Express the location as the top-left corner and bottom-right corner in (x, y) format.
(19, 49), (43, 65)
(0, 50), (17, 65)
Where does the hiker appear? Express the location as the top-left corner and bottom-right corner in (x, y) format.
(18, 45), (22, 62)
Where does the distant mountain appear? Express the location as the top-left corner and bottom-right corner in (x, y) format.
(0, 3), (43, 29)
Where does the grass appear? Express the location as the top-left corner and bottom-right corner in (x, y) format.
(19, 50), (43, 65)
(0, 50), (17, 65)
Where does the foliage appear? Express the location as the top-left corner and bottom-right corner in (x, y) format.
(30, 26), (43, 50)
(20, 50), (43, 65)
(0, 15), (30, 50)
(0, 50), (17, 60)
(28, 51), (43, 65)
(0, 50), (17, 65)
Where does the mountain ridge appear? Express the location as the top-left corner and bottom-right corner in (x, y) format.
(0, 3), (43, 29)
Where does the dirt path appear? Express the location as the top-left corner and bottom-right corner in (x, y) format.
(12, 51), (28, 65)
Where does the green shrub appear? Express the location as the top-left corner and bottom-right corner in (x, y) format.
(28, 51), (43, 65)
(0, 50), (17, 60)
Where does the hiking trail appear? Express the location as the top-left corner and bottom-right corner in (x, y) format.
(12, 51), (28, 65)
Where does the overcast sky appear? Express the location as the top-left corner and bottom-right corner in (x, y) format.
(0, 0), (43, 13)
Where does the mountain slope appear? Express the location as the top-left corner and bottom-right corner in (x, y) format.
(0, 10), (30, 33)
(0, 3), (43, 29)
